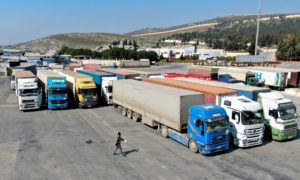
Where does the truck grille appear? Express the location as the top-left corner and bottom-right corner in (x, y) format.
(245, 128), (263, 135)
(211, 135), (226, 144)
(284, 124), (297, 130)
(85, 97), (93, 101)
(51, 100), (67, 104)
(23, 100), (34, 103)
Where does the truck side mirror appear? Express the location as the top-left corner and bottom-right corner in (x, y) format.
(273, 110), (278, 119)
(269, 110), (278, 118)
(232, 111), (240, 124)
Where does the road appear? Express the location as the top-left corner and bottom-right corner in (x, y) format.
(0, 74), (300, 180)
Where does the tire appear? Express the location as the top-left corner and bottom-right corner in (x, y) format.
(189, 139), (199, 153)
(132, 112), (139, 122)
(121, 107), (127, 116)
(113, 104), (118, 108)
(161, 125), (168, 138)
(127, 110), (132, 119)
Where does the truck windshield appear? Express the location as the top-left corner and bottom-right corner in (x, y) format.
(279, 108), (296, 120)
(107, 86), (113, 93)
(49, 88), (67, 96)
(19, 88), (39, 96)
(241, 110), (264, 125)
(80, 88), (97, 96)
(206, 117), (229, 131)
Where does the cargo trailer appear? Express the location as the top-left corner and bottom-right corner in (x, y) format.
(142, 78), (237, 105)
(188, 66), (219, 80)
(174, 78), (270, 101)
(97, 68), (139, 79)
(113, 80), (230, 155)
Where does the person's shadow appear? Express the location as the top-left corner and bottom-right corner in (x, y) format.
(124, 149), (139, 156)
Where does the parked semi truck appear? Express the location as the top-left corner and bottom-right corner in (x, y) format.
(174, 78), (270, 101)
(215, 67), (288, 89)
(37, 71), (68, 110)
(10, 64), (36, 90)
(15, 71), (42, 111)
(113, 80), (230, 155)
(58, 70), (98, 108)
(143, 78), (237, 105)
(77, 70), (116, 104)
(143, 78), (264, 148)
(258, 92), (298, 141)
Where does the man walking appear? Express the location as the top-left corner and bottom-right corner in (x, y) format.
(113, 132), (126, 156)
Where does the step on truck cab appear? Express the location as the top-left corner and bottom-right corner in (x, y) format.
(37, 70), (68, 110)
(221, 96), (265, 147)
(113, 80), (230, 155)
(15, 71), (42, 111)
(77, 70), (117, 104)
(58, 70), (98, 108)
(258, 92), (298, 141)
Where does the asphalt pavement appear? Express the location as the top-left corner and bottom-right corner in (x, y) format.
(0, 71), (300, 180)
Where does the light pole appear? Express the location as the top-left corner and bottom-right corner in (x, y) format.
(255, 0), (262, 56)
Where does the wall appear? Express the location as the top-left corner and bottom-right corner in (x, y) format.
(74, 59), (150, 68)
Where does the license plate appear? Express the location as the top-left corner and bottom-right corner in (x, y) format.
(249, 138), (258, 143)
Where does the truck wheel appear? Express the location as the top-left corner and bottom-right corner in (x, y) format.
(121, 107), (127, 116)
(161, 125), (168, 138)
(127, 110), (132, 119)
(132, 112), (139, 122)
(189, 140), (199, 153)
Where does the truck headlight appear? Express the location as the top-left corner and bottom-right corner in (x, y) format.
(242, 139), (247, 145)
(242, 135), (247, 140)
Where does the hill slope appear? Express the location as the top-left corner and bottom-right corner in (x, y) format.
(6, 13), (300, 52)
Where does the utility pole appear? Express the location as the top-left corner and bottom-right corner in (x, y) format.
(255, 0), (262, 56)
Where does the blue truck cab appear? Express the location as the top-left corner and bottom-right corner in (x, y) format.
(47, 77), (68, 109)
(218, 74), (240, 83)
(168, 104), (230, 155)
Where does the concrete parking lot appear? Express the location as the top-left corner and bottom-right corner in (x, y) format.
(0, 65), (300, 180)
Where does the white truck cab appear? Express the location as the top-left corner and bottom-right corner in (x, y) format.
(221, 96), (264, 147)
(258, 92), (298, 141)
(16, 78), (42, 111)
(101, 76), (117, 104)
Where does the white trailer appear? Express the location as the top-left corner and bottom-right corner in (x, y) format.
(113, 79), (204, 130)
(15, 71), (42, 111)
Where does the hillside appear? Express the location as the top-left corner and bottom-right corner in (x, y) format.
(125, 13), (298, 39)
(6, 13), (300, 52)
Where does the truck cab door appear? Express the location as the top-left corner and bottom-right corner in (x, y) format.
(230, 111), (240, 134)
(189, 118), (204, 142)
